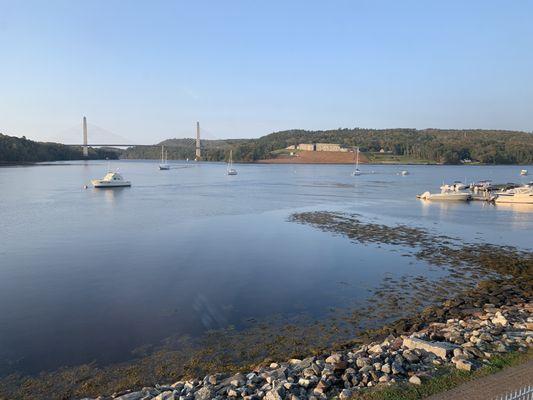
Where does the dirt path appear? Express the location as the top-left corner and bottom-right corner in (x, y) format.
(426, 359), (533, 400)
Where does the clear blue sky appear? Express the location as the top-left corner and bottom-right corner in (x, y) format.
(1, 0), (532, 143)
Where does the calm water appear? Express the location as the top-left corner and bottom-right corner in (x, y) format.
(1, 161), (532, 377)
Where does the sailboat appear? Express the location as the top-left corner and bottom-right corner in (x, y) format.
(352, 147), (361, 176)
(227, 150), (237, 175)
(159, 145), (170, 170)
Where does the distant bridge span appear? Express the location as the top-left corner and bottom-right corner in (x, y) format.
(74, 117), (201, 157)
(66, 144), (151, 147)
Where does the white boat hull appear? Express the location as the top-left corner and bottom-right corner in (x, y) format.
(159, 164), (170, 170)
(419, 191), (471, 201)
(91, 179), (131, 188)
(495, 193), (533, 204)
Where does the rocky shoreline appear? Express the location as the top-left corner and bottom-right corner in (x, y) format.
(81, 296), (532, 400)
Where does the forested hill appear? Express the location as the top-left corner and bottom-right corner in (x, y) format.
(0, 133), (120, 163)
(123, 128), (533, 164)
(250, 128), (533, 164)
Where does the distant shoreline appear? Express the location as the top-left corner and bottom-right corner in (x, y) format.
(1, 159), (531, 166)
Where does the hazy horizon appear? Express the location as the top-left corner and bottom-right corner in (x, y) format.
(1, 0), (532, 144)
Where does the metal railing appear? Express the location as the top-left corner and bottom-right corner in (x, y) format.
(495, 385), (533, 400)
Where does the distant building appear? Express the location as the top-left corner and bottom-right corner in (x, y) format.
(316, 143), (342, 152)
(297, 143), (316, 151)
(294, 143), (347, 152)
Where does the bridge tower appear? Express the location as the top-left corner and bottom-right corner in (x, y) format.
(195, 121), (201, 161)
(82, 116), (88, 157)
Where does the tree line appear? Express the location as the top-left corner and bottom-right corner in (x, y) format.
(0, 133), (120, 163)
(3, 128), (532, 164)
(124, 128), (533, 164)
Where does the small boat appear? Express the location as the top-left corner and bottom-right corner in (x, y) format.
(520, 169), (528, 176)
(418, 191), (471, 201)
(440, 181), (467, 192)
(159, 145), (170, 170)
(400, 170), (409, 176)
(453, 181), (467, 191)
(91, 170), (131, 188)
(418, 184), (471, 201)
(494, 184), (533, 204)
(352, 146), (361, 176)
(227, 150), (237, 176)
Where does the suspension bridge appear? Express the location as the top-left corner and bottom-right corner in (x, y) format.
(62, 117), (204, 160)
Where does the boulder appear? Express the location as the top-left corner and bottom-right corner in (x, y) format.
(339, 389), (352, 400)
(403, 337), (456, 359)
(454, 359), (473, 371)
(153, 391), (176, 400)
(114, 392), (144, 400)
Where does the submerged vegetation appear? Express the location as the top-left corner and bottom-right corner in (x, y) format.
(0, 133), (120, 163)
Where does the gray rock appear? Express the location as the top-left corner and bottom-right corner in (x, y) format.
(409, 375), (422, 385)
(153, 391), (176, 400)
(381, 363), (391, 374)
(391, 361), (405, 375)
(339, 389), (352, 400)
(403, 337), (456, 359)
(355, 357), (371, 368)
(454, 358), (473, 371)
(325, 353), (343, 364)
(114, 392), (144, 400)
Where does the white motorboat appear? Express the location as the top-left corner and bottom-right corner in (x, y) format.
(159, 145), (170, 170)
(494, 184), (533, 204)
(400, 170), (409, 176)
(440, 181), (467, 192)
(418, 184), (471, 201)
(520, 169), (528, 176)
(227, 149), (237, 176)
(352, 146), (361, 176)
(418, 191), (471, 201)
(91, 171), (131, 188)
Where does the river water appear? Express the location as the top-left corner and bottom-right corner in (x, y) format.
(0, 161), (532, 377)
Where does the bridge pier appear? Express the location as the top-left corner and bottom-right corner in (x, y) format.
(195, 121), (201, 161)
(82, 116), (88, 157)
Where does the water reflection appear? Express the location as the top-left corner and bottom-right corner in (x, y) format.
(93, 187), (129, 204)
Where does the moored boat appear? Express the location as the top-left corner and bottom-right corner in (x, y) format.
(159, 145), (170, 170)
(352, 146), (361, 176)
(520, 169), (528, 176)
(494, 184), (533, 204)
(418, 191), (471, 201)
(227, 149), (237, 175)
(91, 171), (131, 188)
